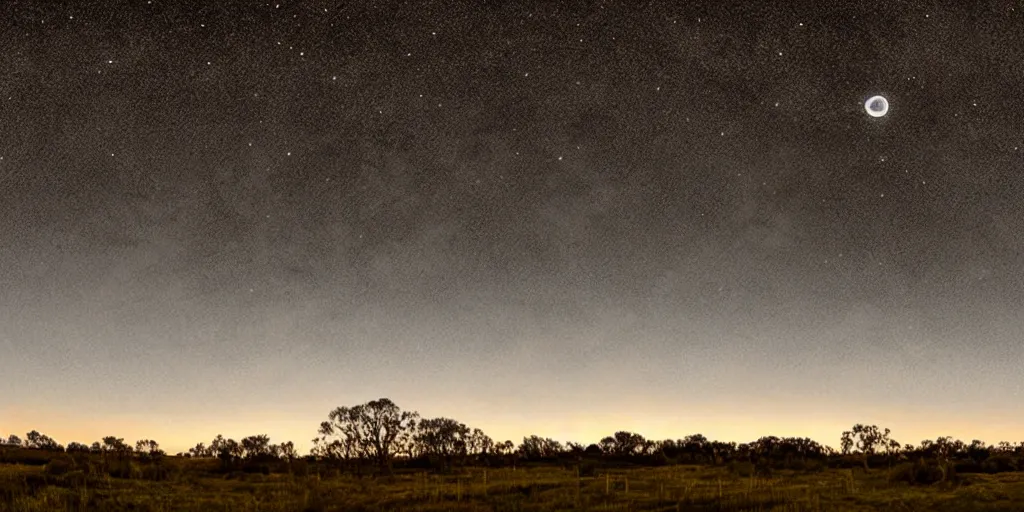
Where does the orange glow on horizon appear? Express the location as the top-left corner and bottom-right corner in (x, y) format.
(5, 401), (1023, 456)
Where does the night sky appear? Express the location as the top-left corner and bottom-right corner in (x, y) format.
(3, 1), (1024, 454)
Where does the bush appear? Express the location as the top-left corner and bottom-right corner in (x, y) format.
(290, 459), (310, 476)
(106, 459), (143, 479)
(44, 457), (75, 476)
(793, 459), (825, 473)
(0, 448), (52, 466)
(242, 462), (271, 475)
(60, 470), (88, 488)
(728, 461), (755, 477)
(982, 455), (1018, 473)
(888, 460), (957, 485)
(889, 463), (916, 484)
(578, 460), (599, 477)
(954, 461), (983, 474)
(141, 464), (171, 481)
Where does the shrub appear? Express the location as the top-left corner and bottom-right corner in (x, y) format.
(577, 460), (599, 477)
(291, 459), (310, 476)
(954, 461), (983, 474)
(60, 470), (88, 488)
(44, 457), (75, 476)
(888, 460), (958, 485)
(242, 462), (272, 475)
(141, 464), (171, 481)
(106, 459), (142, 479)
(0, 448), (52, 466)
(728, 461), (755, 477)
(795, 459), (825, 473)
(979, 455), (1017, 473)
(889, 462), (916, 484)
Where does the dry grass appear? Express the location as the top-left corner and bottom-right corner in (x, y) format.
(3, 460), (1024, 511)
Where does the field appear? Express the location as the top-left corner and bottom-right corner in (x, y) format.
(4, 457), (1024, 511)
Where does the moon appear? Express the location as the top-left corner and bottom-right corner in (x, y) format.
(865, 95), (889, 117)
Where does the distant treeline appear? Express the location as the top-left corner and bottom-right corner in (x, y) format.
(4, 398), (1023, 482)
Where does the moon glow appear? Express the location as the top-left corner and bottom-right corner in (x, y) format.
(865, 95), (889, 117)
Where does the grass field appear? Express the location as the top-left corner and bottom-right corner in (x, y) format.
(4, 458), (1024, 511)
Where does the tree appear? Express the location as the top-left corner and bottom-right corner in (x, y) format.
(415, 417), (470, 465)
(321, 398), (419, 474)
(517, 435), (562, 459)
(598, 432), (648, 457)
(277, 441), (297, 462)
(135, 439), (164, 459)
(6, 435), (22, 447)
(209, 435), (228, 457)
(66, 442), (91, 453)
(841, 424), (891, 470)
(240, 435), (271, 459)
(494, 440), (515, 456)
(25, 430), (60, 450)
(102, 436), (131, 457)
(710, 441), (738, 464)
(967, 440), (990, 463)
(682, 434), (709, 462)
(211, 436), (243, 464)
(467, 428), (494, 459)
(751, 436), (781, 463)
(189, 442), (209, 458)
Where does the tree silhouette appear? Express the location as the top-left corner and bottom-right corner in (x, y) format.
(102, 436), (131, 458)
(66, 442), (90, 453)
(24, 430), (60, 450)
(135, 439), (164, 459)
(414, 417), (470, 469)
(276, 441), (298, 462)
(682, 434), (713, 462)
(517, 435), (562, 459)
(188, 442), (209, 458)
(240, 435), (271, 459)
(841, 424), (891, 470)
(467, 428), (494, 462)
(321, 398), (418, 474)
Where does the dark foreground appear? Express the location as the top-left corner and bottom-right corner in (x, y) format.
(4, 458), (1024, 511)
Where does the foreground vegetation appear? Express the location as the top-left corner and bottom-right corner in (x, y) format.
(4, 398), (1024, 510)
(4, 452), (1024, 511)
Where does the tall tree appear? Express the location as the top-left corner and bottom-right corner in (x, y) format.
(321, 398), (418, 473)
